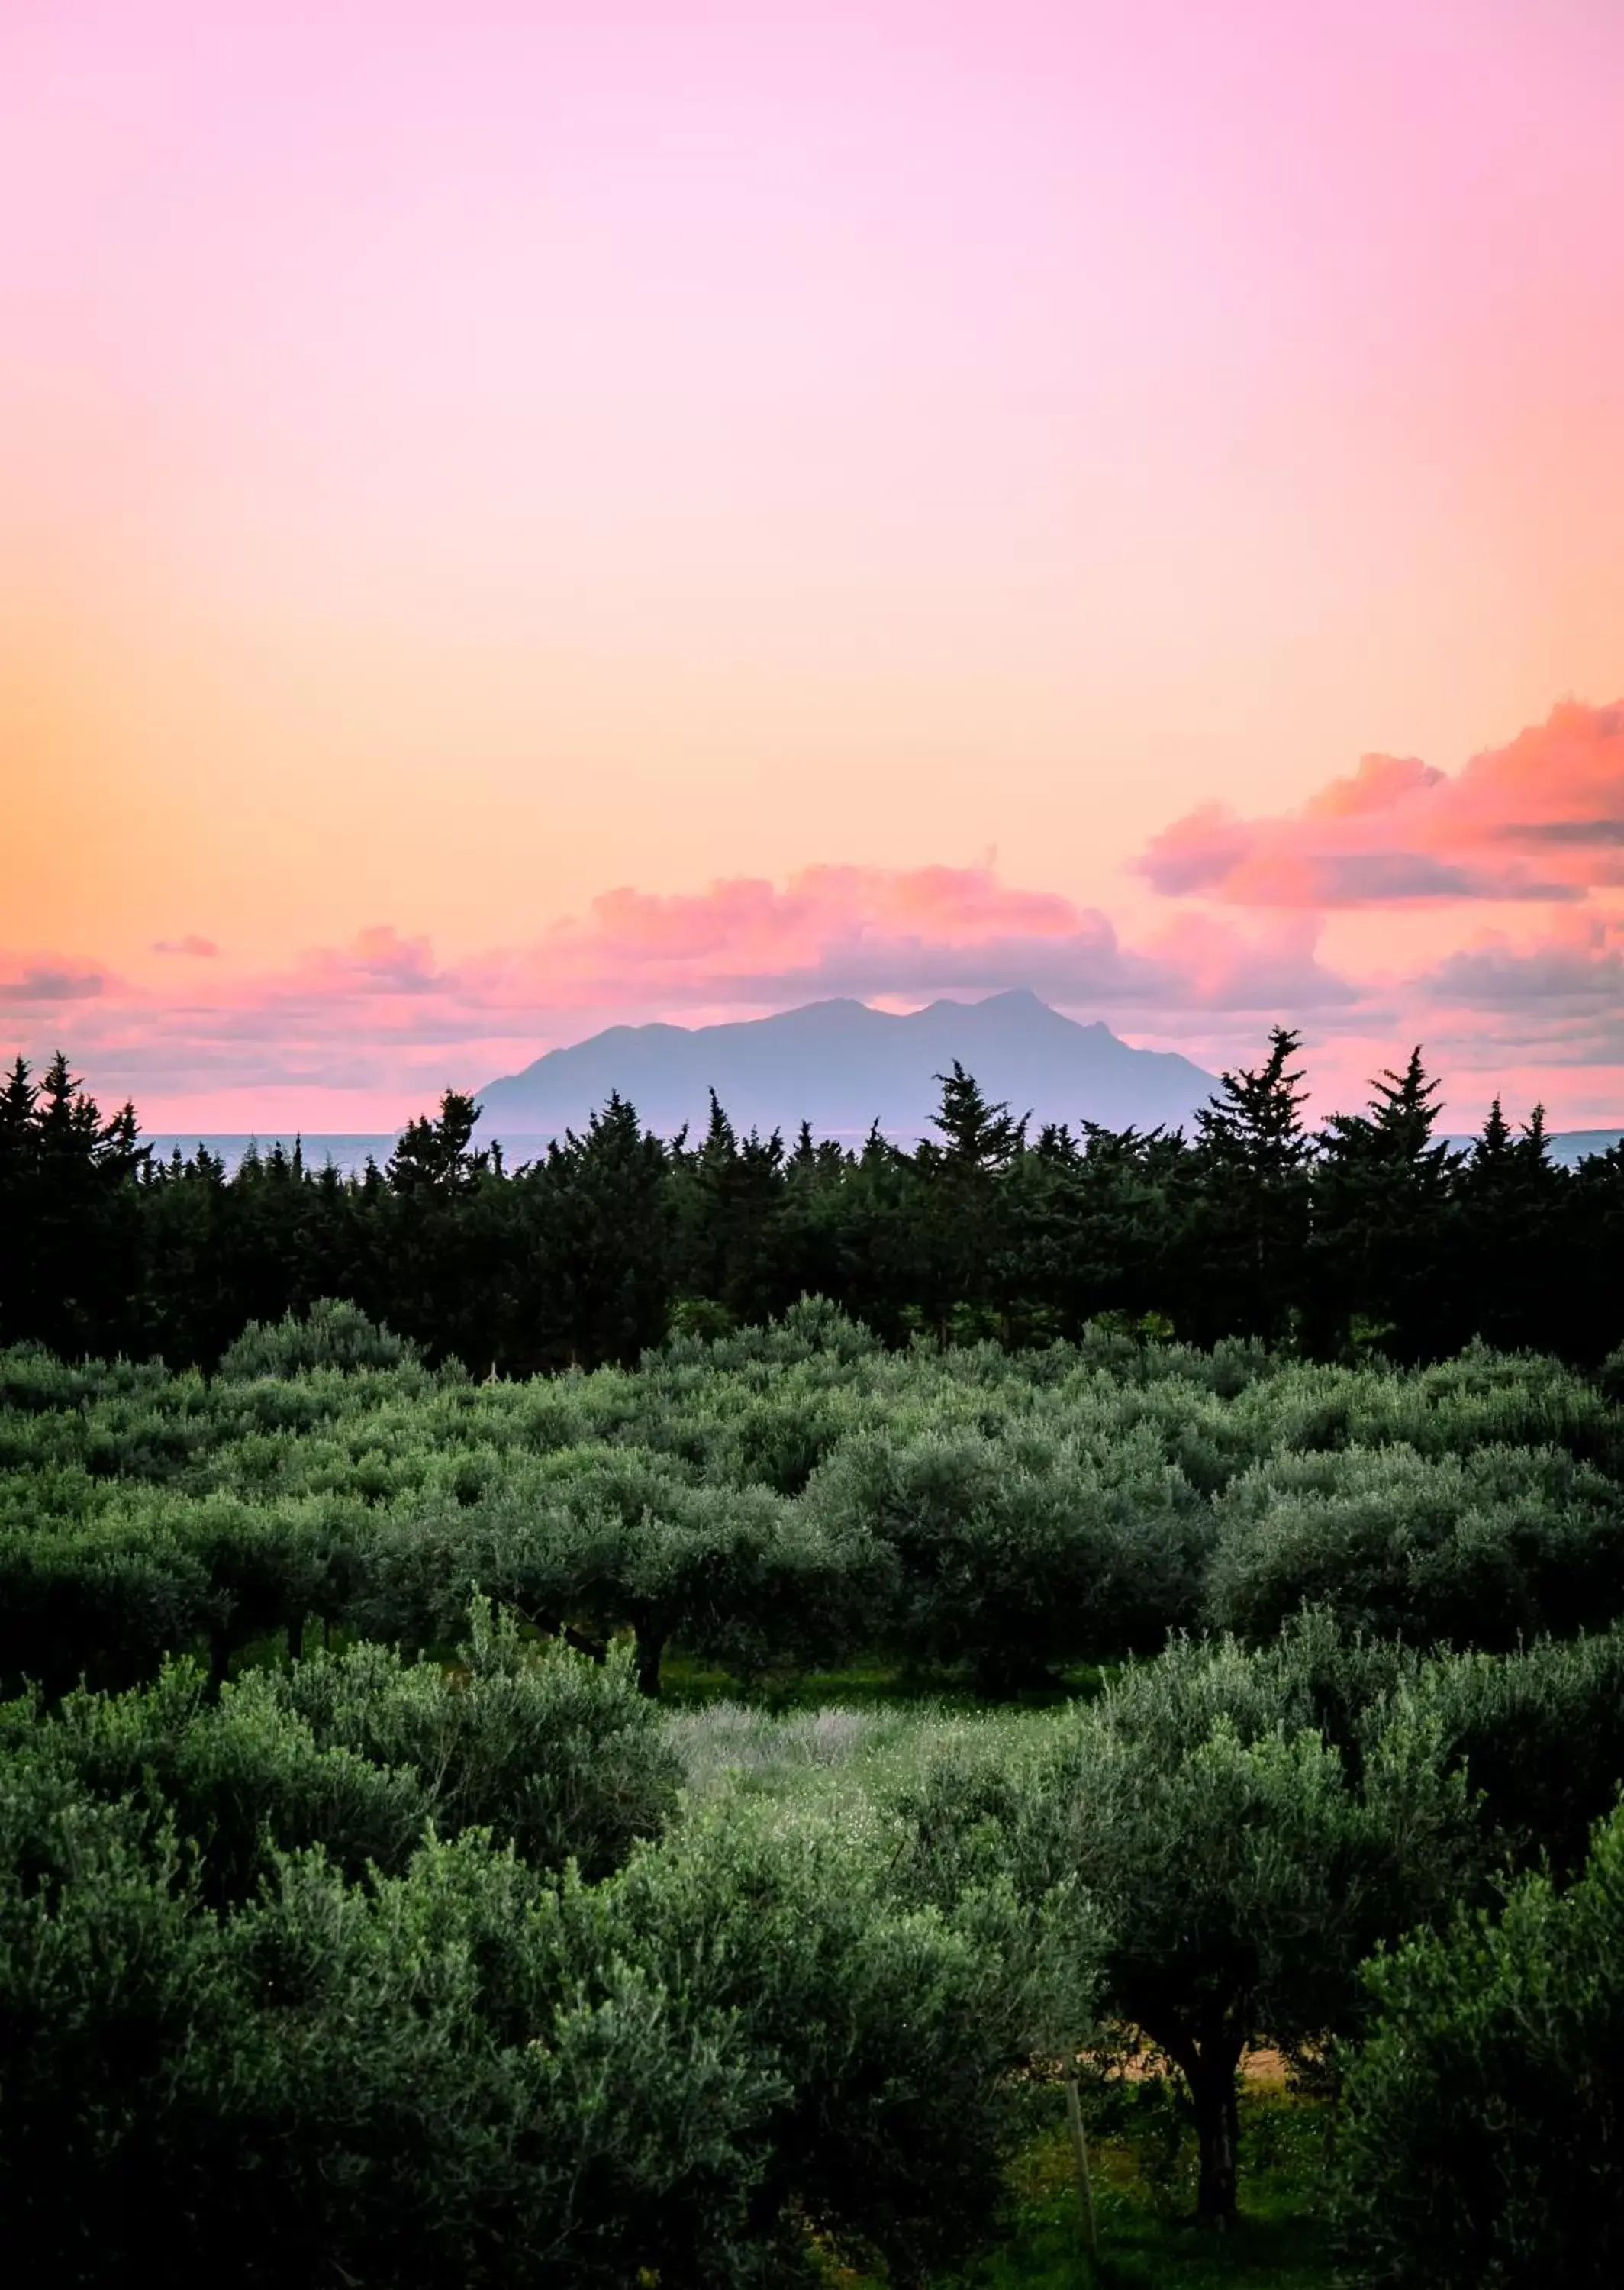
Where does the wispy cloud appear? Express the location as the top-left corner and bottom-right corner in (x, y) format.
(0, 877), (1354, 1118)
(0, 960), (108, 1003)
(484, 864), (1352, 1016)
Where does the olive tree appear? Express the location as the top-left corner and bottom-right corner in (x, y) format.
(1002, 1635), (1471, 2222)
(0, 1801), (775, 2288)
(1339, 1801), (1624, 2288)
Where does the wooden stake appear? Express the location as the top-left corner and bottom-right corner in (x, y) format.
(1065, 2063), (1100, 2268)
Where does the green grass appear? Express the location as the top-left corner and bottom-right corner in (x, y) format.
(827, 2083), (1335, 2290)
(660, 1647), (1115, 1711)
(659, 1647), (932, 1709)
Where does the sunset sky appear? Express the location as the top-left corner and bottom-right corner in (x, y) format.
(4, 0), (1622, 1130)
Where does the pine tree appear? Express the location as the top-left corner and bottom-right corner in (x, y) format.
(1188, 1028), (1312, 1343)
(0, 1057), (39, 1344)
(1472, 1097), (1513, 1168)
(907, 1067), (1028, 1341)
(14, 1054), (147, 1355)
(386, 1091), (487, 1196)
(924, 1063), (1026, 1174)
(1457, 1098), (1569, 1353)
(1365, 1047), (1450, 1169)
(670, 1092), (791, 1327)
(1195, 1027), (1312, 1182)
(543, 1094), (673, 1366)
(1313, 1047), (1462, 1359)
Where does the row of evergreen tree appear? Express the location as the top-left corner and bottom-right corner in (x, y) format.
(3, 1032), (1620, 1372)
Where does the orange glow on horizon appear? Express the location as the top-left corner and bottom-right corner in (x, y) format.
(4, 3), (1622, 1128)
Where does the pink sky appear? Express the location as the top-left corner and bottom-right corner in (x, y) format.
(4, 2), (1623, 1128)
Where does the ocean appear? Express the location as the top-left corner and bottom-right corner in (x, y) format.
(144, 1134), (556, 1176)
(145, 1127), (1623, 1177)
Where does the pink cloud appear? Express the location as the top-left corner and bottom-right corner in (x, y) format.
(530, 866), (1085, 982)
(1139, 913), (1357, 1011)
(1139, 701), (1624, 907)
(0, 866), (1355, 1121)
(477, 864), (1350, 1018)
(1403, 917), (1624, 1079)
(152, 934), (220, 958)
(292, 925), (444, 996)
(5, 847), (1621, 1130)
(1423, 914), (1624, 1010)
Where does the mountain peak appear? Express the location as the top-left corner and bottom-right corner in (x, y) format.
(476, 994), (1217, 1145)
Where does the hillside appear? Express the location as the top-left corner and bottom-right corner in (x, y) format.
(475, 989), (1218, 1143)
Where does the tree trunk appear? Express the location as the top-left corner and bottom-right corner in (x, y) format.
(635, 1627), (667, 1698)
(1149, 2023), (1245, 2227)
(286, 1614), (305, 1663)
(207, 1630), (232, 1700)
(1187, 2053), (1242, 2226)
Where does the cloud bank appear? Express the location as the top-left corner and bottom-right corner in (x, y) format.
(1140, 702), (1624, 908)
(5, 702), (1623, 1129)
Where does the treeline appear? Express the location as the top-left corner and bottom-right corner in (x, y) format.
(5, 1030), (1623, 1372)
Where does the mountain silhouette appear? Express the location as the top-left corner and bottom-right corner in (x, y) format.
(475, 991), (1219, 1145)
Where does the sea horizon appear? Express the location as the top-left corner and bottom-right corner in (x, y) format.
(145, 1124), (1624, 1179)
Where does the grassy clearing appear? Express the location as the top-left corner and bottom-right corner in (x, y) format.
(669, 1696), (1337, 2290)
(659, 1690), (1062, 1808)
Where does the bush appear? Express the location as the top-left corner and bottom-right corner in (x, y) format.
(0, 1803), (775, 2288)
(1340, 1801), (1624, 2288)
(216, 1299), (421, 1381)
(1398, 1624), (1624, 1882)
(0, 1643), (1046, 2286)
(805, 1425), (1203, 1689)
(1, 1603), (678, 1895)
(1207, 1442), (1624, 1649)
(888, 1627), (1473, 2223)
(614, 1788), (1058, 2282)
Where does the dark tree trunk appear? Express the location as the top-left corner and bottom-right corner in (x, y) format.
(207, 1630), (232, 1700)
(1152, 2024), (1245, 2226)
(636, 1627), (667, 1698)
(286, 1614), (305, 1663)
(1191, 2064), (1241, 2224)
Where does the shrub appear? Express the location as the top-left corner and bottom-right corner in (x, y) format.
(1339, 1801), (1624, 2288)
(216, 1299), (421, 1381)
(0, 1804), (775, 2288)
(889, 1628), (1472, 2223)
(1, 1603), (678, 1895)
(1207, 1442), (1624, 1648)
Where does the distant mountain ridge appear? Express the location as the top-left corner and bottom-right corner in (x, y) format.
(474, 991), (1220, 1145)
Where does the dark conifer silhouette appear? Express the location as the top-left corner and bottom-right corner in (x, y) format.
(1, 1034), (1619, 1372)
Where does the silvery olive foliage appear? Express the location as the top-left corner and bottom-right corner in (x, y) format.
(1339, 1801), (1624, 2287)
(3, 1313), (1619, 1700)
(2, 1304), (1623, 2278)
